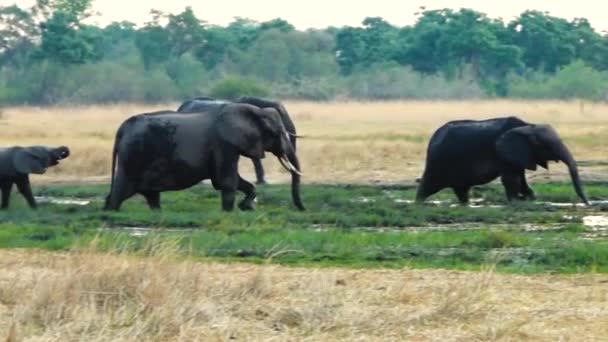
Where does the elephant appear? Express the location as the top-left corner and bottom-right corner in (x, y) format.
(415, 116), (589, 205)
(177, 96), (298, 185)
(0, 145), (70, 209)
(103, 103), (305, 211)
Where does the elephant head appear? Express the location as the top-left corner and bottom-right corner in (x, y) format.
(217, 104), (305, 210)
(13, 146), (70, 174)
(496, 124), (588, 204)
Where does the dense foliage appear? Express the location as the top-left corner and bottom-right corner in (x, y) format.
(1, 1), (608, 104)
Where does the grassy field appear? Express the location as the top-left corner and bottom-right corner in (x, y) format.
(1, 248), (607, 341)
(1, 100), (608, 340)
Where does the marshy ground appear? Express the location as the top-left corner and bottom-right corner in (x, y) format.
(1, 100), (608, 340)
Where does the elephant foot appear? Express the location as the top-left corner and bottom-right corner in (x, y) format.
(238, 198), (256, 211)
(256, 179), (267, 185)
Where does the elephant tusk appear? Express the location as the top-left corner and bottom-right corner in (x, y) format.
(278, 156), (291, 172)
(287, 132), (305, 138)
(285, 158), (303, 176)
(279, 156), (303, 176)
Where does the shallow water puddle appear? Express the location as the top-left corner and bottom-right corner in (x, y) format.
(313, 223), (562, 233)
(351, 197), (375, 203)
(35, 196), (91, 206)
(583, 215), (608, 227)
(581, 215), (608, 240)
(98, 226), (193, 237)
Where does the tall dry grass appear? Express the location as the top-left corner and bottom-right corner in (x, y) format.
(2, 100), (608, 184)
(0, 244), (606, 341)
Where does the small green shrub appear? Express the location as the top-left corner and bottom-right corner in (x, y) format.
(210, 77), (270, 100)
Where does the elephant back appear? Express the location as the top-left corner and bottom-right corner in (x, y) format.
(0, 147), (21, 176)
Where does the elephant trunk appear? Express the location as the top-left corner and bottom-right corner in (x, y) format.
(415, 176), (429, 203)
(282, 151), (305, 211)
(557, 144), (589, 205)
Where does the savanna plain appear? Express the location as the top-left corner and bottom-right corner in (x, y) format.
(1, 100), (608, 341)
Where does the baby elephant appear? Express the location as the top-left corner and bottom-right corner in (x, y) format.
(0, 146), (70, 209)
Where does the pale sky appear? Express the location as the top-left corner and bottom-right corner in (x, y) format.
(3, 0), (608, 32)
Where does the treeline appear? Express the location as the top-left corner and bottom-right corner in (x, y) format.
(1, 0), (608, 104)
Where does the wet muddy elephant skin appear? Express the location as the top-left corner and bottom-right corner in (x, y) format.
(0, 145), (70, 209)
(177, 96), (298, 185)
(416, 116), (588, 205)
(104, 103), (305, 212)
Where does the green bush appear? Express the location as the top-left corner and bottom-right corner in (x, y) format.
(210, 77), (270, 100)
(165, 53), (210, 98)
(508, 60), (608, 100)
(346, 64), (485, 100)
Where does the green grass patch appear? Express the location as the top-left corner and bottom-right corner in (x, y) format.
(0, 181), (606, 273)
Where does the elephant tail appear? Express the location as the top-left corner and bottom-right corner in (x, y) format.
(104, 129), (120, 210)
(108, 129), (121, 195)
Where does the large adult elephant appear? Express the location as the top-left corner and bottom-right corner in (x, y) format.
(103, 103), (305, 211)
(416, 116), (588, 205)
(0, 145), (70, 209)
(177, 96), (298, 185)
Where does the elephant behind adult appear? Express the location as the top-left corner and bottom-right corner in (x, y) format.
(416, 116), (588, 204)
(104, 103), (305, 211)
(177, 96), (298, 185)
(0, 145), (70, 209)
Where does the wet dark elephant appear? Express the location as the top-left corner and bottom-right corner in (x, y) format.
(104, 103), (305, 211)
(177, 96), (298, 185)
(0, 145), (70, 209)
(416, 116), (588, 205)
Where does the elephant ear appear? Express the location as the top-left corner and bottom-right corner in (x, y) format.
(216, 105), (266, 159)
(496, 127), (539, 171)
(237, 96), (295, 132)
(13, 147), (49, 174)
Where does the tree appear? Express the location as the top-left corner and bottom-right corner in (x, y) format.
(33, 0), (104, 64)
(38, 10), (103, 64)
(508, 10), (576, 72)
(135, 10), (171, 69)
(0, 5), (38, 65)
(334, 17), (399, 74)
(226, 17), (260, 50)
(569, 18), (608, 70)
(100, 21), (137, 59)
(259, 18), (295, 33)
(165, 7), (206, 57)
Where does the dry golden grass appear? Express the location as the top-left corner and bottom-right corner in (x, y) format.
(0, 245), (606, 341)
(2, 100), (608, 185)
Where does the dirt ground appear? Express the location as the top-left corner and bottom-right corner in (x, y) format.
(0, 249), (607, 341)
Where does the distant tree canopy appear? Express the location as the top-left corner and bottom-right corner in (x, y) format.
(1, 1), (607, 104)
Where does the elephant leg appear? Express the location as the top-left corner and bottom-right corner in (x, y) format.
(104, 169), (136, 211)
(142, 192), (161, 210)
(1, 181), (13, 209)
(252, 158), (267, 184)
(237, 176), (256, 211)
(500, 173), (522, 202)
(215, 152), (240, 211)
(15, 176), (36, 209)
(221, 188), (237, 211)
(214, 172), (239, 211)
(519, 172), (535, 200)
(452, 186), (471, 204)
